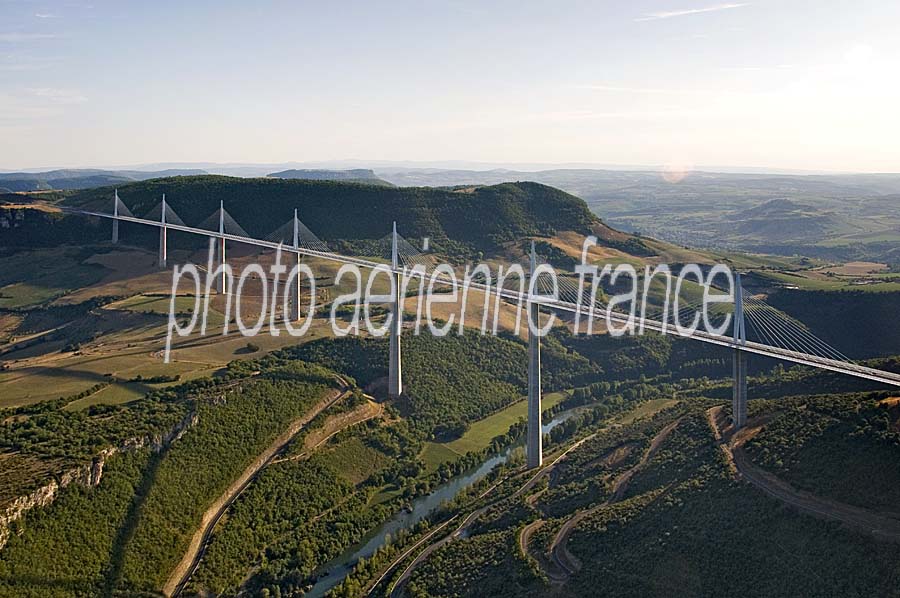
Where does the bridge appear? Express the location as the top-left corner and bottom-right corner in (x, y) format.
(61, 192), (900, 469)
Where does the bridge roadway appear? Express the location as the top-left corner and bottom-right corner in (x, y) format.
(63, 206), (900, 389)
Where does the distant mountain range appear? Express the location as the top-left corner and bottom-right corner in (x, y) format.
(0, 169), (208, 192)
(266, 169), (392, 186)
(4, 164), (900, 262)
(12, 159), (869, 176)
(43, 176), (603, 259)
(372, 168), (900, 262)
(0, 167), (399, 192)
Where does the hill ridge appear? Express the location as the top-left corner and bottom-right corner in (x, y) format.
(58, 175), (600, 255)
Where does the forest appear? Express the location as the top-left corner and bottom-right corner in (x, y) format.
(13, 177), (599, 258)
(744, 392), (900, 512)
(403, 401), (900, 598)
(0, 360), (340, 596)
(276, 330), (599, 437)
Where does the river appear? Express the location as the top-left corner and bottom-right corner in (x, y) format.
(303, 406), (583, 597)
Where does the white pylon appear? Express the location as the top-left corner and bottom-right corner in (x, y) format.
(733, 272), (748, 429)
(388, 221), (402, 397)
(112, 189), (119, 244)
(290, 208), (302, 321)
(733, 272), (746, 345)
(217, 200), (226, 293)
(527, 241), (543, 468)
(159, 194), (167, 269)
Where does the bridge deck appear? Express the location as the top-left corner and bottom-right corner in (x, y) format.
(63, 206), (900, 388)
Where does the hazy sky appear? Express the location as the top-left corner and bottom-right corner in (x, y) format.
(1, 0), (898, 172)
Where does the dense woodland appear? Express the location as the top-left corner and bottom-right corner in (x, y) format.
(2, 323), (899, 597)
(0, 330), (599, 596)
(405, 403), (900, 598)
(0, 361), (339, 596)
(281, 331), (599, 437)
(745, 392), (900, 512)
(117, 365), (336, 592)
(2, 176), (900, 597)
(0, 450), (152, 597)
(184, 332), (601, 594)
(0, 383), (193, 461)
(562, 407), (900, 598)
(4, 177), (595, 258)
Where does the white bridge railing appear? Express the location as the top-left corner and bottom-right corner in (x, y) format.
(61, 204), (900, 389)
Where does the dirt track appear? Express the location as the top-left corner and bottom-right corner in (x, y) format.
(707, 406), (900, 545)
(546, 419), (681, 578)
(380, 401), (681, 597)
(387, 432), (599, 597)
(274, 398), (383, 464)
(519, 519), (544, 556)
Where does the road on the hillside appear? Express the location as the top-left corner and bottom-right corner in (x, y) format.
(386, 431), (599, 597)
(546, 419), (681, 578)
(707, 407), (900, 545)
(165, 377), (351, 597)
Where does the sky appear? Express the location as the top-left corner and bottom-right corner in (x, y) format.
(1, 0), (899, 172)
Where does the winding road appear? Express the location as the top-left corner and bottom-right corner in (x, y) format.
(707, 406), (900, 545)
(545, 419), (681, 578)
(386, 431), (600, 597)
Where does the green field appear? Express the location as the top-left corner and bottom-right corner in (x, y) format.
(420, 390), (571, 463)
(716, 250), (815, 270)
(612, 397), (679, 425)
(0, 297), (335, 409)
(368, 485), (405, 507)
(818, 231), (900, 247)
(0, 350), (160, 407)
(110, 293), (227, 327)
(419, 395), (680, 472)
(0, 248), (109, 309)
(317, 436), (390, 485)
(752, 269), (900, 292)
(63, 382), (155, 411)
(420, 442), (465, 472)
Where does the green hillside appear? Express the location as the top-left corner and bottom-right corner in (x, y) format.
(401, 391), (900, 598)
(267, 168), (394, 187)
(282, 331), (599, 436)
(59, 176), (596, 255)
(0, 169), (207, 192)
(379, 168), (900, 263)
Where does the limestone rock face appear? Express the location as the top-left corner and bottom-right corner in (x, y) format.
(0, 409), (198, 549)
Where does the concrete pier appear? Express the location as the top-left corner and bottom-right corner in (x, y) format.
(289, 253), (302, 321)
(158, 195), (167, 269)
(732, 272), (748, 429)
(289, 210), (303, 321)
(527, 242), (543, 469)
(112, 190), (119, 244)
(733, 349), (747, 429)
(388, 222), (403, 397)
(217, 201), (226, 293)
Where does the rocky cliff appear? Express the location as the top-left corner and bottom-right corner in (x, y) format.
(0, 409), (198, 549)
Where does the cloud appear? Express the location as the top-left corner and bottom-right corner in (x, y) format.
(0, 32), (58, 42)
(0, 87), (87, 126)
(0, 54), (59, 71)
(34, 13), (60, 19)
(718, 64), (794, 71)
(635, 3), (749, 22)
(27, 87), (87, 104)
(528, 108), (703, 122)
(576, 84), (717, 95)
